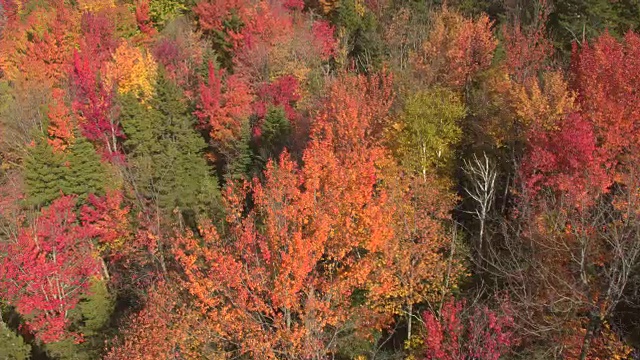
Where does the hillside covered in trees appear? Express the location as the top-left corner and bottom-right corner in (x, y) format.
(2, 0), (640, 359)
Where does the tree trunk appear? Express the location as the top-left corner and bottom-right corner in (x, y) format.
(100, 257), (110, 280)
(579, 313), (599, 360)
(407, 302), (413, 340)
(285, 308), (291, 330)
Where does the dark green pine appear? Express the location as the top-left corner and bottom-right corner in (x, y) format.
(65, 135), (106, 203)
(24, 139), (70, 208)
(23, 134), (106, 209)
(225, 119), (254, 181)
(120, 70), (221, 220)
(549, 0), (640, 55)
(261, 105), (291, 155)
(0, 320), (30, 360)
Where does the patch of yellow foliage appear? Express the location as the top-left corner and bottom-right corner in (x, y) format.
(354, 0), (366, 16)
(600, 321), (633, 360)
(511, 71), (576, 131)
(404, 334), (425, 360)
(106, 42), (158, 102)
(77, 0), (115, 12)
(319, 0), (339, 14)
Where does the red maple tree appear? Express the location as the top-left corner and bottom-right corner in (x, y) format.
(47, 88), (75, 152)
(572, 31), (640, 184)
(70, 51), (122, 159)
(194, 61), (253, 150)
(423, 298), (516, 360)
(0, 196), (101, 343)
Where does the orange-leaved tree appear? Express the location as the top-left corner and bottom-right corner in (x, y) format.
(46, 88), (75, 152)
(174, 73), (457, 358)
(411, 6), (496, 90)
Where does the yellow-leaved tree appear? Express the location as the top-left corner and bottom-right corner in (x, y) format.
(396, 87), (466, 179)
(106, 42), (158, 101)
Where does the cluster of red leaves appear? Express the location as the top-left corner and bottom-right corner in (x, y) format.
(230, 0), (295, 52)
(70, 52), (121, 159)
(87, 195), (166, 290)
(25, 6), (78, 83)
(254, 75), (300, 121)
(500, 0), (553, 83)
(559, 318), (632, 359)
(423, 298), (516, 360)
(521, 31), (640, 204)
(521, 112), (610, 205)
(194, 0), (336, 86)
(0, 196), (101, 343)
(79, 11), (119, 66)
(153, 38), (193, 93)
(283, 0), (304, 11)
(194, 61), (253, 148)
(69, 9), (125, 160)
(0, 0), (18, 21)
(153, 39), (184, 73)
(135, 0), (156, 37)
(194, 0), (248, 32)
(311, 19), (337, 61)
(104, 282), (189, 360)
(0, 1), (78, 85)
(312, 71), (394, 147)
(81, 191), (130, 256)
(572, 31), (640, 182)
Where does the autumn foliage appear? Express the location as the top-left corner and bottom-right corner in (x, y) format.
(423, 298), (516, 360)
(194, 61), (253, 149)
(412, 7), (497, 89)
(0, 196), (100, 343)
(572, 31), (640, 183)
(71, 51), (121, 157)
(2, 0), (640, 358)
(47, 88), (75, 152)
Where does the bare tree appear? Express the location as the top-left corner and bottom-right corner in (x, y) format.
(482, 176), (640, 358)
(463, 152), (497, 256)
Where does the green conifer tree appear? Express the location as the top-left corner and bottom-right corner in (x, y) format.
(225, 120), (254, 181)
(120, 70), (221, 220)
(65, 136), (107, 203)
(0, 319), (31, 360)
(24, 135), (105, 208)
(550, 0), (640, 55)
(24, 140), (69, 207)
(261, 106), (291, 155)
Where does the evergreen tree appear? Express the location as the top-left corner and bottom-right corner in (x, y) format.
(226, 107), (290, 181)
(549, 0), (640, 55)
(120, 71), (221, 220)
(65, 136), (107, 202)
(24, 140), (69, 208)
(0, 319), (31, 360)
(335, 0), (382, 73)
(261, 106), (291, 155)
(253, 105), (290, 170)
(225, 119), (254, 181)
(23, 135), (105, 208)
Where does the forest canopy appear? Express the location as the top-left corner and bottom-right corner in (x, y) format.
(1, 0), (640, 359)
